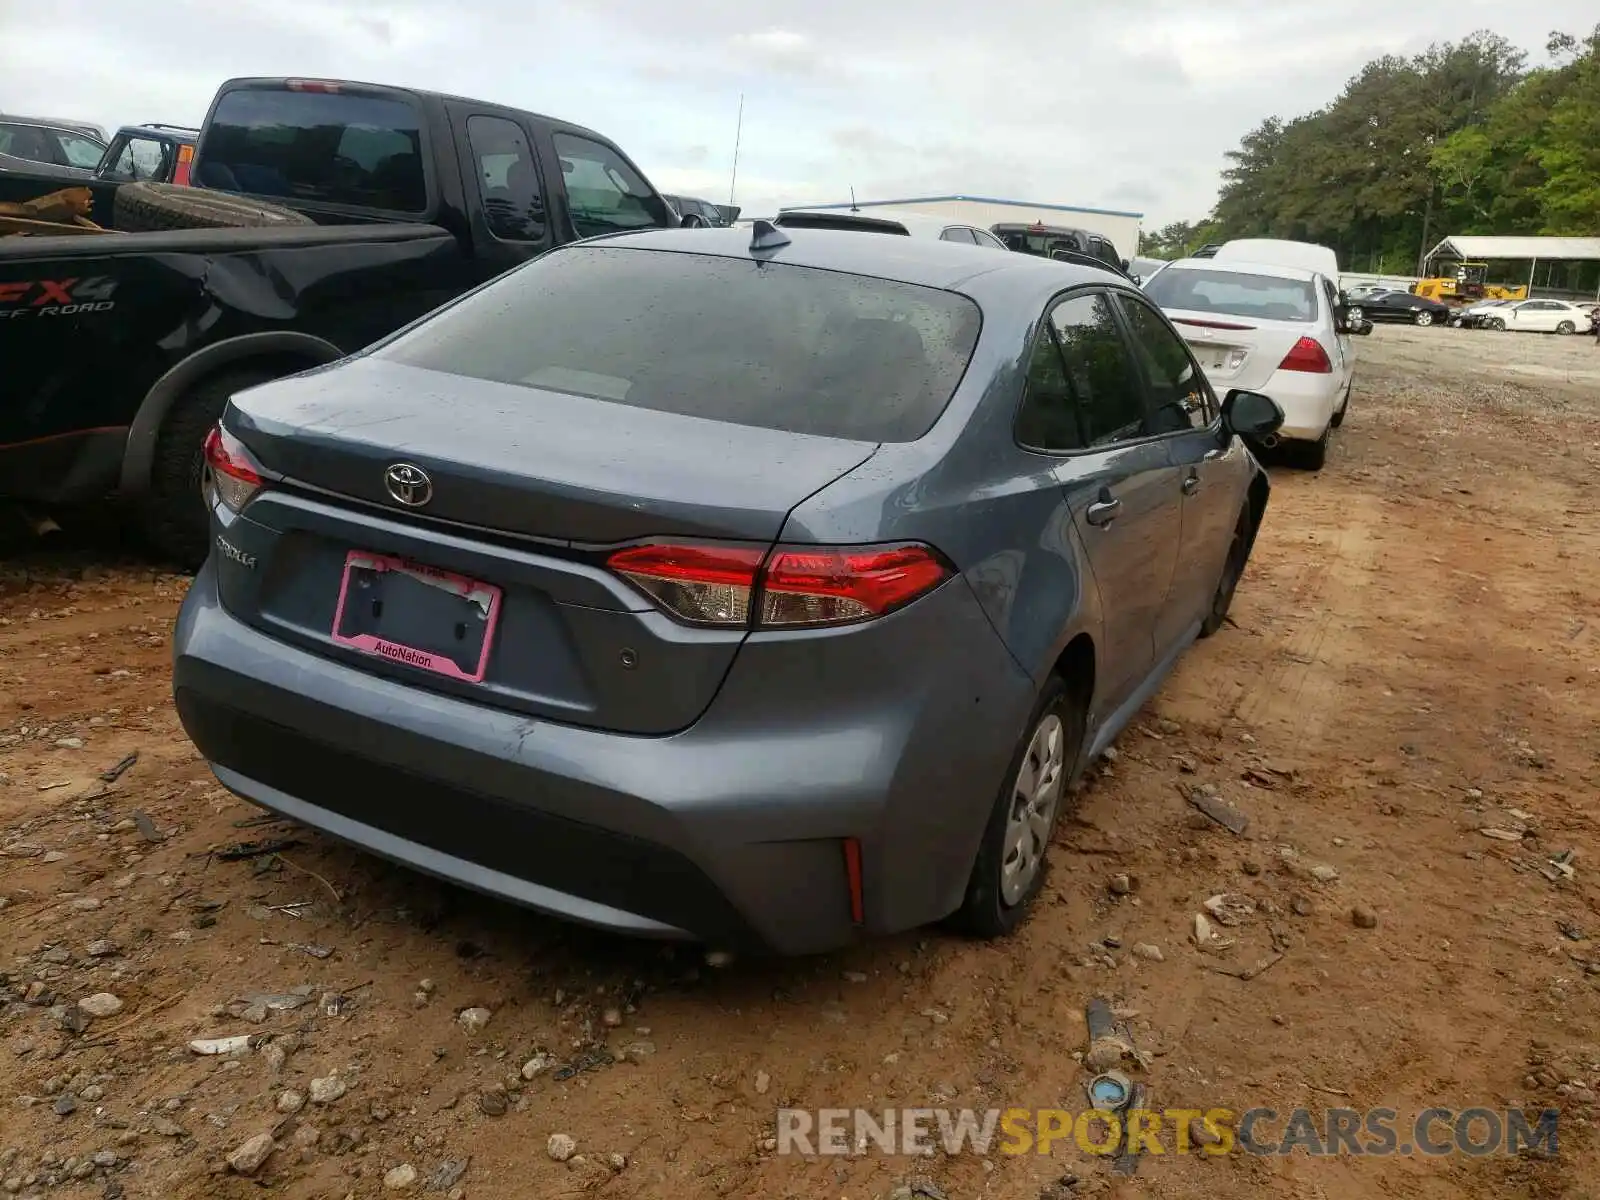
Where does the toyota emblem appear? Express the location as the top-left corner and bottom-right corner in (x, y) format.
(384, 463), (433, 507)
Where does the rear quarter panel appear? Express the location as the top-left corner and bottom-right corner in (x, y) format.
(778, 294), (1107, 688)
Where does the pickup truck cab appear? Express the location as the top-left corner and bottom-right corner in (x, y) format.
(1, 77), (674, 562)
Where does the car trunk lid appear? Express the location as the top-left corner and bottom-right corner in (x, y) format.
(216, 359), (879, 734)
(1162, 309), (1320, 393)
(227, 358), (879, 544)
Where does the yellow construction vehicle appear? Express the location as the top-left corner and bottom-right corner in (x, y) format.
(1412, 261), (1528, 304)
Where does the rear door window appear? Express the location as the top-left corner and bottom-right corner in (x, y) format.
(196, 87), (427, 213)
(54, 131), (106, 169)
(940, 227), (977, 244)
(466, 115), (546, 242)
(1015, 330), (1081, 452)
(378, 246), (982, 442)
(1046, 292), (1147, 447)
(552, 133), (671, 237)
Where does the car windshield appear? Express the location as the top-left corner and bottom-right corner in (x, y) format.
(378, 246), (983, 442)
(1145, 267), (1318, 322)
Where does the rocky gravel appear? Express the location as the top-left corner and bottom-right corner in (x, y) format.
(1, 326), (1598, 1198)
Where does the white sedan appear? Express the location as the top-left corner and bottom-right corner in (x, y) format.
(1479, 299), (1592, 334)
(1142, 257), (1354, 470)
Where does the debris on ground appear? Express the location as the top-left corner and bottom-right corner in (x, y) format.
(1183, 784), (1251, 835)
(99, 752), (139, 782)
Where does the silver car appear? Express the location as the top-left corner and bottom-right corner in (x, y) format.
(173, 224), (1283, 954)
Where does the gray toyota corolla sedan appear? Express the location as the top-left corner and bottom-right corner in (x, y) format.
(172, 222), (1283, 955)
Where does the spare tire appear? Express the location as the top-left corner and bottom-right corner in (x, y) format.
(114, 183), (314, 233)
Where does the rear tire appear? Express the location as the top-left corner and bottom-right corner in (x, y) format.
(950, 674), (1084, 940)
(114, 182), (314, 233)
(1557, 321), (1576, 335)
(1200, 507), (1254, 638)
(1295, 426), (1330, 471)
(141, 364), (291, 568)
(1330, 382), (1350, 428)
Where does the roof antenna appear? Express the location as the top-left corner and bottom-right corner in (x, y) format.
(748, 218), (791, 253)
(849, 186), (858, 213)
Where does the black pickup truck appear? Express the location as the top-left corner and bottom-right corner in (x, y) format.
(1, 77), (674, 562)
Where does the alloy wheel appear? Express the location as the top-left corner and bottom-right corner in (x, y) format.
(999, 713), (1066, 906)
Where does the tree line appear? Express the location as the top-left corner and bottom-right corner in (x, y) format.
(1141, 26), (1600, 278)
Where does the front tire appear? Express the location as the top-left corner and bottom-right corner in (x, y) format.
(1485, 317), (1505, 331)
(1413, 309), (1435, 327)
(950, 675), (1084, 939)
(1557, 321), (1576, 335)
(1200, 507), (1254, 637)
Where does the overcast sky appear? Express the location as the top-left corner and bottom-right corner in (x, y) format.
(2, 0), (1591, 226)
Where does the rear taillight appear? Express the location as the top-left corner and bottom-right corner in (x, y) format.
(605, 541), (953, 629)
(201, 423), (265, 513)
(285, 79), (343, 93)
(1278, 336), (1332, 374)
(606, 543), (764, 626)
(173, 144), (193, 187)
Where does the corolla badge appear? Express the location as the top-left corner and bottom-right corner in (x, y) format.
(384, 463), (433, 507)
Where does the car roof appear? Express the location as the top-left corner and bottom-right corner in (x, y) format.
(581, 224), (1121, 295)
(1160, 257), (1320, 282)
(0, 115), (107, 140)
(118, 124), (199, 141)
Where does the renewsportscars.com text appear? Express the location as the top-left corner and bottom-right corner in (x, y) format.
(775, 1106), (1559, 1158)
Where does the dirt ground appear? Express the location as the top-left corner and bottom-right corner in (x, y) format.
(2, 323), (1599, 1200)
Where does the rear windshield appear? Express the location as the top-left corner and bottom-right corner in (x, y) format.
(1144, 267), (1318, 322)
(776, 213), (910, 236)
(996, 230), (1080, 257)
(196, 87), (426, 213)
(378, 246), (982, 442)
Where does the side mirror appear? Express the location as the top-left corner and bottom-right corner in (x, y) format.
(1221, 390), (1285, 438)
(1120, 258), (1130, 271)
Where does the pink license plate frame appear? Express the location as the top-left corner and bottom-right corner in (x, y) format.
(330, 550), (502, 684)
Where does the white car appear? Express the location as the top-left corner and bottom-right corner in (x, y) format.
(1142, 257), (1355, 470)
(1452, 298), (1514, 328)
(773, 209), (1009, 250)
(1478, 298), (1592, 334)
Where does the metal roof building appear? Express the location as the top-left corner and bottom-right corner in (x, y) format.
(778, 194), (1144, 260)
(1424, 235), (1600, 300)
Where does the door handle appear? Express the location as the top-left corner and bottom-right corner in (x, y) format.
(1085, 497), (1122, 527)
(1182, 473), (1200, 496)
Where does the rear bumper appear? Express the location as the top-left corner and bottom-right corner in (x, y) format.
(172, 559), (1035, 955)
(1257, 369), (1342, 442)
